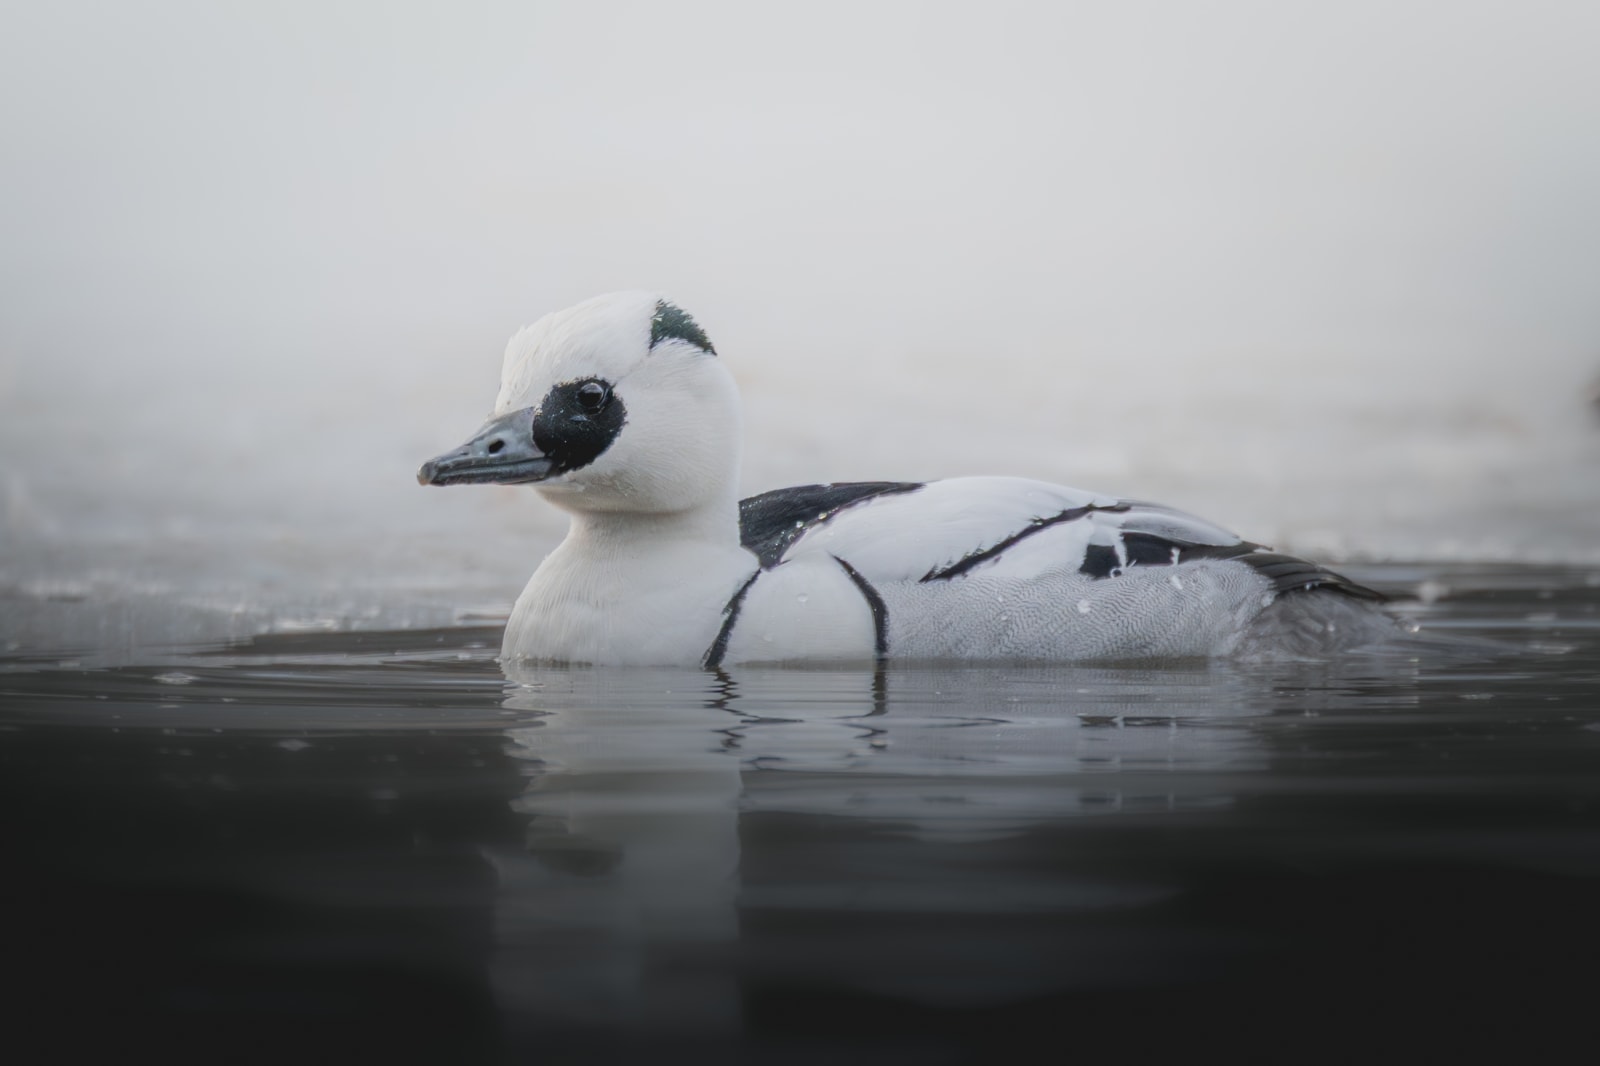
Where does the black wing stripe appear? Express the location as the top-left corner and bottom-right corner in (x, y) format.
(1077, 533), (1386, 603)
(1079, 535), (1257, 578)
(701, 570), (762, 670)
(1237, 552), (1387, 602)
(921, 503), (1131, 583)
(739, 482), (924, 569)
(833, 556), (889, 660)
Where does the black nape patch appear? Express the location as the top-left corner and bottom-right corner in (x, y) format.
(532, 378), (627, 474)
(739, 482), (924, 569)
(650, 300), (716, 354)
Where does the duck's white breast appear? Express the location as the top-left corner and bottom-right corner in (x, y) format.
(505, 534), (754, 666)
(720, 555), (878, 664)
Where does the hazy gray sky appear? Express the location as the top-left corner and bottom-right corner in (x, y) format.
(6, 1), (1597, 361)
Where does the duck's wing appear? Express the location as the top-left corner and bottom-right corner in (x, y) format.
(1088, 502), (1385, 601)
(739, 477), (1381, 602)
(739, 481), (924, 568)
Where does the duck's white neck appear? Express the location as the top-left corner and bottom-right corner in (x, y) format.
(503, 487), (756, 665)
(564, 493), (742, 554)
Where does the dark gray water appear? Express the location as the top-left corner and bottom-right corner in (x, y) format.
(4, 563), (1599, 1063)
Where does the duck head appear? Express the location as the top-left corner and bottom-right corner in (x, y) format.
(418, 291), (740, 516)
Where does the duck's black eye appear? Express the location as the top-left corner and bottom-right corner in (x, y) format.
(575, 380), (610, 413)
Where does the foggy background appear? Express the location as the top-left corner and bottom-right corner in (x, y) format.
(3, 0), (1597, 657)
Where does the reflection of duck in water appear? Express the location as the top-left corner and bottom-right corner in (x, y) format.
(497, 655), (1366, 860)
(484, 659), (1306, 1033)
(420, 292), (1397, 665)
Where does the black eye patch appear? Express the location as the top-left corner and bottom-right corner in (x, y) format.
(532, 378), (627, 474)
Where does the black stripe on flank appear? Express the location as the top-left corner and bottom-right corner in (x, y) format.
(701, 570), (762, 670)
(921, 503), (1131, 583)
(833, 556), (888, 660)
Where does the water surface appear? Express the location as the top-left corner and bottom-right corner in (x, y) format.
(4, 563), (1598, 1062)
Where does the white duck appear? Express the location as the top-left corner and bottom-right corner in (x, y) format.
(419, 292), (1395, 666)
